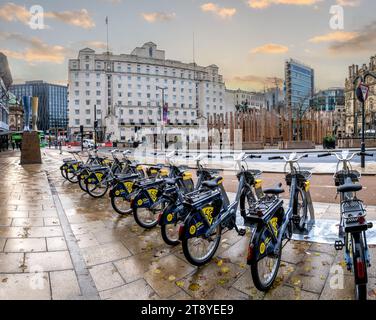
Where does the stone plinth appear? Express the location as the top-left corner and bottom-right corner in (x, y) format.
(278, 140), (315, 150)
(20, 131), (42, 164)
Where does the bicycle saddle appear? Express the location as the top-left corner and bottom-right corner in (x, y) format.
(337, 183), (362, 193)
(264, 183), (285, 195)
(201, 176), (223, 189)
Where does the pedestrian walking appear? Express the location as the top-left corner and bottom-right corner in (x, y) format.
(11, 141), (15, 151)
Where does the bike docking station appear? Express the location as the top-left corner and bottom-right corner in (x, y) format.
(293, 189), (315, 236)
(20, 96), (42, 165)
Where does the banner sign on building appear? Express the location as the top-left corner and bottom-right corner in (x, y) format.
(163, 103), (168, 124)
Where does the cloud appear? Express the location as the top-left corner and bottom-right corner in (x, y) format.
(328, 21), (376, 53)
(141, 12), (176, 23)
(309, 31), (358, 43)
(336, 0), (361, 7)
(45, 9), (95, 29)
(247, 0), (322, 9)
(0, 2), (30, 24)
(80, 41), (108, 50)
(251, 43), (289, 54)
(200, 3), (236, 19)
(0, 32), (70, 64)
(0, 3), (95, 29)
(228, 74), (283, 90)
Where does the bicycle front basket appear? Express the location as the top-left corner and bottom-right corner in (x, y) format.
(334, 170), (360, 186)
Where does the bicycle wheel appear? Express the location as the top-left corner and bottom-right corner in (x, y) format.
(79, 175), (88, 192)
(66, 170), (79, 183)
(111, 196), (132, 215)
(161, 223), (180, 246)
(251, 228), (282, 291)
(182, 224), (222, 266)
(86, 181), (109, 198)
(293, 188), (308, 231)
(239, 187), (256, 217)
(352, 232), (368, 300)
(133, 202), (165, 229)
(60, 168), (68, 180)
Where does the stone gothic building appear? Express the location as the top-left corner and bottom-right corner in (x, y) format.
(345, 56), (376, 137)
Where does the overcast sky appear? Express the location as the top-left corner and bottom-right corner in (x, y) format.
(0, 0), (375, 91)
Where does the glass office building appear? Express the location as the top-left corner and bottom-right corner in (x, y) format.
(310, 88), (345, 111)
(10, 81), (68, 132)
(285, 59), (315, 118)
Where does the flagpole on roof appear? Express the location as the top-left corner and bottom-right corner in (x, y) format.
(106, 16), (109, 54)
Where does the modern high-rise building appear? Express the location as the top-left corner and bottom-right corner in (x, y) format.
(67, 42), (226, 142)
(285, 59), (315, 118)
(10, 81), (68, 132)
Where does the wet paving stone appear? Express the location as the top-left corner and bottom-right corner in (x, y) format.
(88, 262), (125, 291)
(50, 270), (81, 300)
(81, 242), (131, 266)
(99, 279), (159, 300)
(24, 251), (73, 272)
(0, 252), (25, 272)
(4, 238), (46, 253)
(46, 237), (68, 251)
(0, 273), (50, 300)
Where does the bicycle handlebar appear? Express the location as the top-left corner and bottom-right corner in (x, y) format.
(268, 156), (283, 160)
(317, 153), (331, 158)
(357, 152), (373, 157)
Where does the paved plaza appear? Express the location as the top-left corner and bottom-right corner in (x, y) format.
(0, 149), (376, 300)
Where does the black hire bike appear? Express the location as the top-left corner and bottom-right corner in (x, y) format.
(178, 153), (284, 266)
(158, 154), (222, 246)
(318, 150), (373, 300)
(83, 149), (139, 198)
(245, 153), (314, 291)
(129, 151), (195, 229)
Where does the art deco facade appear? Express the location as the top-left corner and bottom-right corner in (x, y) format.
(345, 56), (376, 137)
(68, 42), (226, 142)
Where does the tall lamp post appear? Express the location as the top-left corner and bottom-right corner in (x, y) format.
(156, 86), (167, 152)
(353, 71), (376, 168)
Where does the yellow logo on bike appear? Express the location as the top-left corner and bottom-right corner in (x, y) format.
(147, 188), (158, 202)
(270, 217), (279, 236)
(167, 213), (174, 222)
(137, 199), (143, 206)
(189, 225), (196, 235)
(124, 181), (134, 193)
(304, 181), (310, 192)
(202, 206), (214, 225)
(95, 172), (103, 182)
(259, 242), (266, 254)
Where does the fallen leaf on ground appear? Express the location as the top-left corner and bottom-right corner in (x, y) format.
(168, 275), (176, 281)
(221, 267), (230, 274)
(175, 281), (184, 287)
(188, 283), (200, 291)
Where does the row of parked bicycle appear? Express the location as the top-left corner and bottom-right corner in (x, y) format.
(60, 148), (373, 300)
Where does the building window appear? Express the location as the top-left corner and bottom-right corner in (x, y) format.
(86, 119), (91, 125)
(75, 119), (79, 125)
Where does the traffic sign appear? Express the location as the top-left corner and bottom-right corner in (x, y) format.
(356, 83), (369, 103)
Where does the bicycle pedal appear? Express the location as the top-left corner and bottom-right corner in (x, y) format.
(334, 240), (344, 251)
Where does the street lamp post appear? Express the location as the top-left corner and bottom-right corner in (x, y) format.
(94, 104), (97, 150)
(353, 71), (376, 168)
(156, 86), (167, 152)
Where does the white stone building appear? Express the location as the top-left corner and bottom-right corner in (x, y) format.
(67, 42), (226, 142)
(225, 89), (265, 113)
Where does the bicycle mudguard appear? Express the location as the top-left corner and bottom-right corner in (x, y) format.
(109, 180), (136, 199)
(85, 171), (106, 185)
(179, 210), (209, 240)
(249, 207), (285, 263)
(131, 186), (164, 209)
(158, 203), (182, 226)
